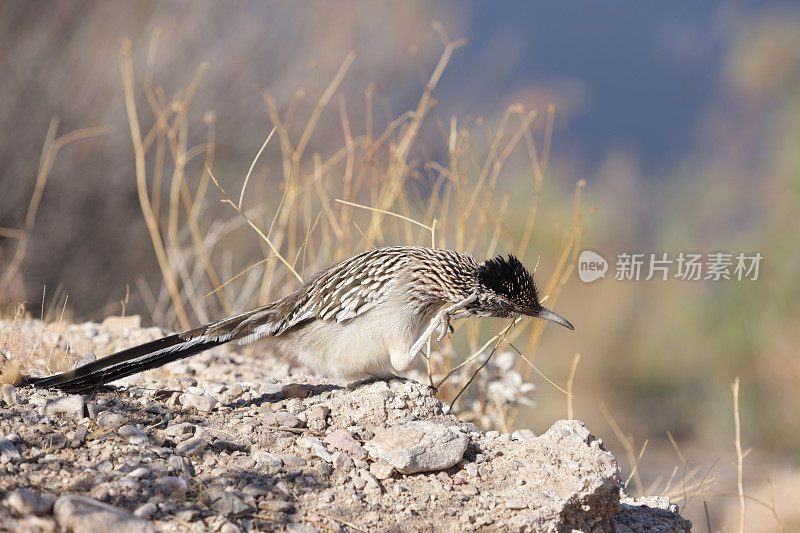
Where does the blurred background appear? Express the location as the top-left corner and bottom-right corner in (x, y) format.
(2, 1), (799, 529)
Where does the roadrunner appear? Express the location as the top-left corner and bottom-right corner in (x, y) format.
(25, 246), (573, 393)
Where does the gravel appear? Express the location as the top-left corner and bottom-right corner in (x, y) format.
(0, 317), (692, 531)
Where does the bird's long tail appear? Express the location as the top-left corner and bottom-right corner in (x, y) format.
(23, 306), (278, 394)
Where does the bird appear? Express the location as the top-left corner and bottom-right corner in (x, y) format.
(24, 246), (573, 393)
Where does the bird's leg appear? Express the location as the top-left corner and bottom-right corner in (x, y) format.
(391, 293), (478, 371)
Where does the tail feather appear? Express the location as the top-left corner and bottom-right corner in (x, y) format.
(25, 333), (228, 394)
(23, 303), (283, 394)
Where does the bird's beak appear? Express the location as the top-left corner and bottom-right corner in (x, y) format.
(533, 306), (575, 331)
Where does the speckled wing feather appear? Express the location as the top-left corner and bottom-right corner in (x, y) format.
(218, 246), (481, 344)
(227, 247), (415, 343)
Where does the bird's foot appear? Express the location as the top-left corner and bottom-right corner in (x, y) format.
(435, 312), (455, 343)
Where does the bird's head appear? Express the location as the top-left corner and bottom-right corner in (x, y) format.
(476, 255), (574, 330)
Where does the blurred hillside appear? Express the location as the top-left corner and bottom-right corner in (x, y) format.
(2, 3), (800, 530)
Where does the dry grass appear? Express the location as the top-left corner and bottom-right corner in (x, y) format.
(0, 119), (111, 308)
(612, 379), (786, 533)
(108, 26), (585, 425)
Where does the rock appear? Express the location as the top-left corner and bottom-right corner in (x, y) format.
(5, 487), (55, 516)
(176, 436), (207, 456)
(359, 469), (382, 495)
(482, 419), (622, 531)
(332, 451), (354, 472)
(204, 489), (254, 517)
(306, 405), (330, 431)
(1, 383), (18, 406)
(72, 351), (96, 370)
(253, 451), (282, 467)
(369, 460), (396, 480)
(164, 421), (194, 438)
(96, 411), (127, 428)
(54, 495), (156, 533)
(174, 508), (198, 522)
(85, 403), (106, 420)
(133, 502), (157, 519)
(0, 437), (22, 463)
(271, 411), (303, 428)
(260, 498), (293, 513)
(324, 429), (368, 460)
(70, 425), (88, 448)
(281, 383), (311, 399)
(242, 483), (271, 497)
(365, 421), (468, 474)
(220, 522), (243, 533)
(42, 433), (67, 450)
(614, 496), (693, 532)
(129, 467), (150, 479)
(285, 398), (304, 414)
(15, 516), (57, 532)
(505, 499), (528, 510)
(168, 455), (195, 477)
(179, 390), (218, 412)
(512, 428), (535, 440)
(67, 476), (93, 492)
(43, 395), (85, 420)
(296, 436), (333, 462)
(159, 476), (189, 497)
(278, 454), (307, 468)
(118, 425), (149, 445)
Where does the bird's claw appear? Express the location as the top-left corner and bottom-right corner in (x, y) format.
(435, 315), (454, 343)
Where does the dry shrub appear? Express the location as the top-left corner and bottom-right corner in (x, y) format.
(115, 26), (586, 429)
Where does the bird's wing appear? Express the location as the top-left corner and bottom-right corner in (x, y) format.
(231, 248), (412, 342)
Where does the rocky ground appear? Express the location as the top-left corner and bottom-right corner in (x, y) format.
(0, 317), (691, 532)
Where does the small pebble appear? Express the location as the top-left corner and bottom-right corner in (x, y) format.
(96, 411), (127, 428)
(5, 488), (55, 516)
(260, 498), (293, 513)
(70, 425), (88, 448)
(176, 436), (207, 456)
(179, 391), (218, 412)
(1, 383), (18, 406)
(72, 351), (97, 370)
(159, 476), (189, 497)
(43, 395), (85, 421)
(118, 425), (149, 445)
(281, 383), (311, 399)
(505, 499), (528, 510)
(369, 461), (395, 480)
(0, 437), (22, 463)
(133, 502), (158, 519)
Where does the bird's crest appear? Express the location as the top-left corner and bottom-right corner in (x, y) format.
(477, 254), (540, 308)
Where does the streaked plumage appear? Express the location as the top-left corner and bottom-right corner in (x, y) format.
(26, 246), (573, 393)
